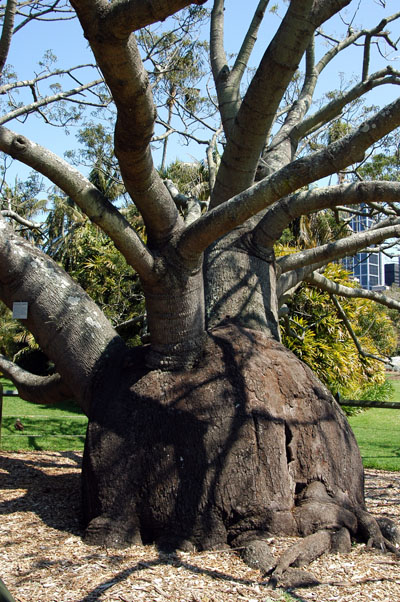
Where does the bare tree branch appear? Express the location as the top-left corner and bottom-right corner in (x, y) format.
(315, 11), (400, 77)
(211, 0), (270, 138)
(0, 126), (156, 280)
(0, 78), (105, 125)
(14, 0), (75, 33)
(70, 0), (184, 246)
(0, 0), (16, 74)
(306, 271), (400, 312)
(0, 354), (74, 404)
(178, 98), (400, 261)
(232, 0), (270, 83)
(0, 63), (99, 95)
(210, 0), (316, 205)
(329, 294), (390, 364)
(277, 223), (400, 274)
(296, 67), (400, 141)
(252, 180), (400, 249)
(1, 209), (42, 229)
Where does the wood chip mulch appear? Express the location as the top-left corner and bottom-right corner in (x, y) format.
(0, 451), (399, 602)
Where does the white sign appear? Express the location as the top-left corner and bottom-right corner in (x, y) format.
(12, 302), (28, 319)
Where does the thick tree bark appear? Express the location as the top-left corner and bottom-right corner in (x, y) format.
(82, 324), (366, 550)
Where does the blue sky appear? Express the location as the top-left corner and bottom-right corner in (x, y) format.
(4, 0), (400, 181)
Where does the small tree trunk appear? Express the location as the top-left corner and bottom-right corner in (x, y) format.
(204, 229), (280, 339)
(142, 249), (206, 369)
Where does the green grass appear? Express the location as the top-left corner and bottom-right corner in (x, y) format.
(388, 377), (400, 400)
(0, 377), (87, 451)
(348, 377), (400, 471)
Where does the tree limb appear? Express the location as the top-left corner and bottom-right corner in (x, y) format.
(210, 0), (227, 83)
(1, 209), (42, 230)
(252, 180), (400, 249)
(277, 265), (317, 301)
(210, 0), (316, 205)
(0, 354), (74, 405)
(329, 294), (389, 364)
(0, 63), (99, 95)
(14, 0), (75, 33)
(178, 98), (400, 261)
(100, 0), (207, 38)
(0, 214), (126, 413)
(258, 15), (400, 179)
(0, 126), (155, 281)
(314, 11), (400, 78)
(0, 78), (105, 125)
(70, 0), (184, 246)
(306, 271), (400, 312)
(211, 0), (270, 138)
(0, 0), (16, 75)
(210, 0), (355, 206)
(277, 223), (400, 274)
(232, 0), (270, 83)
(296, 67), (400, 141)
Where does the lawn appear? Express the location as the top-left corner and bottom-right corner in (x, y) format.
(0, 377), (87, 451)
(348, 376), (400, 471)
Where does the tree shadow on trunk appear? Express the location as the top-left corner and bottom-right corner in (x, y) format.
(82, 324), (366, 551)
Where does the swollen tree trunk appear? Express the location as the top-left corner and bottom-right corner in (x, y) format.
(82, 230), (367, 551)
(82, 321), (365, 550)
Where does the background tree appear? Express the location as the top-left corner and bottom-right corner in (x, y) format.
(2, 0), (400, 582)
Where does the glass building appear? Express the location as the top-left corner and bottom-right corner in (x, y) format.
(385, 262), (400, 287)
(343, 210), (383, 290)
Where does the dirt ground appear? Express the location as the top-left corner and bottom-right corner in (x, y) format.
(0, 451), (399, 602)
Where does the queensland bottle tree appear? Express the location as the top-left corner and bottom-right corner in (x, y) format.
(2, 0), (400, 579)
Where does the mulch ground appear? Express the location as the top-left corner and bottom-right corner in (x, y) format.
(0, 451), (399, 602)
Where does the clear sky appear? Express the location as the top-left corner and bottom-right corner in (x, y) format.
(4, 0), (400, 181)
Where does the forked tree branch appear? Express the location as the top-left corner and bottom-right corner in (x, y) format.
(314, 11), (400, 78)
(14, 0), (75, 33)
(0, 78), (105, 125)
(0, 63), (99, 95)
(296, 67), (400, 141)
(210, 0), (317, 205)
(210, 0), (270, 138)
(178, 97), (400, 261)
(211, 0), (354, 206)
